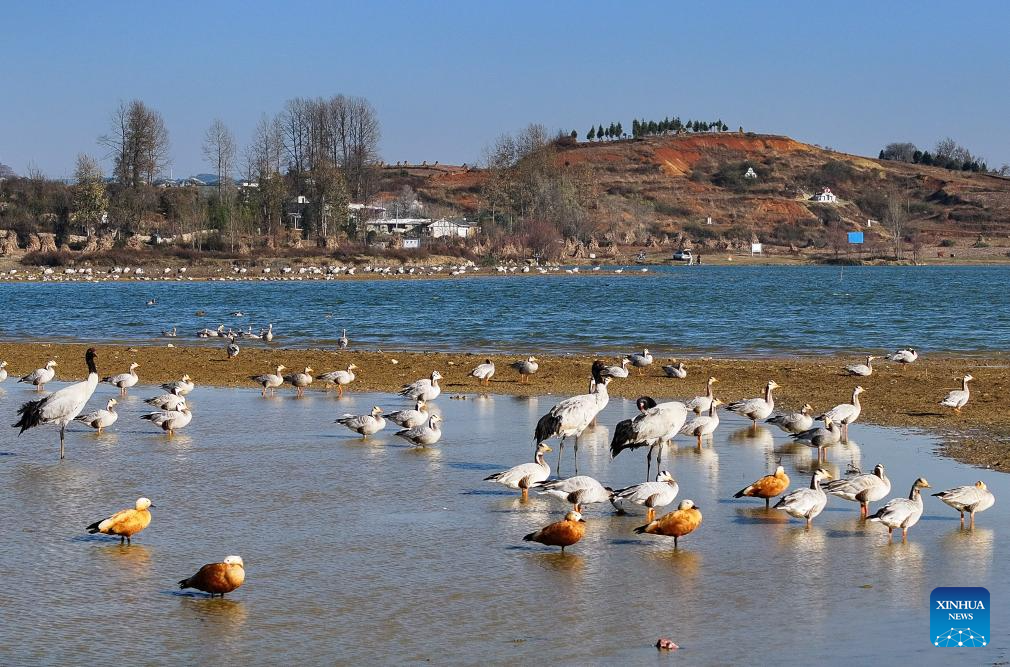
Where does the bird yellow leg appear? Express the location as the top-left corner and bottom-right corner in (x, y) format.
(647, 507), (655, 522)
(520, 488), (528, 502)
(902, 527), (908, 541)
(338, 386), (344, 398)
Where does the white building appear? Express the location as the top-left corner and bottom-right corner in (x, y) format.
(428, 219), (479, 239)
(811, 187), (838, 203)
(743, 167), (758, 179)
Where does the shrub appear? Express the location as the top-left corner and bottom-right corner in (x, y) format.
(939, 238), (956, 247)
(21, 250), (73, 267)
(682, 222), (718, 241)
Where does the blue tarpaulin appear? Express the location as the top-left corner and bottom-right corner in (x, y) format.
(848, 232), (864, 244)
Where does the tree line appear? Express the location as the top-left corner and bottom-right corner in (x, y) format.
(570, 117), (731, 142)
(878, 138), (1008, 175)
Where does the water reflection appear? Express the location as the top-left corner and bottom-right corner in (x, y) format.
(941, 526), (994, 577)
(526, 551), (586, 574)
(728, 425), (774, 450)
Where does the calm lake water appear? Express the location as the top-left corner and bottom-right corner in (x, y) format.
(0, 381), (1005, 665)
(1, 265), (1009, 355)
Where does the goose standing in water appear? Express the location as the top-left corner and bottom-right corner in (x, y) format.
(161, 326), (177, 338)
(824, 463), (891, 517)
(534, 362), (610, 475)
(611, 396), (689, 480)
(335, 406), (386, 439)
(628, 349), (653, 375)
(484, 442), (553, 500)
(13, 348), (99, 459)
(386, 400), (428, 428)
(179, 555), (245, 597)
(662, 361), (687, 379)
(533, 475), (613, 512)
(86, 497), (153, 545)
(734, 465), (791, 508)
(103, 362), (140, 396)
(19, 360), (57, 392)
(774, 468), (832, 527)
(523, 511), (586, 553)
(261, 323), (274, 342)
(933, 481), (995, 528)
(75, 398), (119, 433)
(399, 371), (443, 402)
(869, 477), (931, 541)
(469, 359), (495, 386)
(817, 386), (864, 440)
(319, 364), (358, 397)
(284, 367), (314, 397)
(0, 360), (7, 383)
(790, 417), (842, 460)
(601, 358), (631, 379)
(844, 355), (877, 377)
(337, 329), (349, 350)
(766, 403), (814, 434)
(726, 380), (780, 425)
(940, 374), (973, 414)
(887, 348), (918, 364)
(634, 500), (703, 548)
(145, 386), (187, 411)
(141, 404), (193, 437)
(611, 471), (679, 521)
(681, 398), (722, 447)
(686, 377), (718, 414)
(162, 374), (195, 396)
(251, 365), (286, 397)
(511, 356), (539, 383)
(395, 414), (443, 446)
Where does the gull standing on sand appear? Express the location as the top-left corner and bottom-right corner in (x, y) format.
(734, 465), (791, 508)
(932, 481), (995, 528)
(285, 367), (314, 397)
(145, 386), (187, 411)
(887, 348), (918, 364)
(178, 556), (245, 597)
(162, 374), (195, 396)
(19, 360), (57, 392)
(399, 371), (443, 402)
(13, 348), (99, 459)
(251, 365), (286, 397)
(869, 477), (931, 541)
(824, 463), (891, 517)
(469, 359), (495, 386)
(940, 374), (973, 414)
(533, 475), (614, 512)
(511, 356), (539, 383)
(386, 400), (428, 428)
(395, 413), (443, 446)
(611, 471), (679, 521)
(75, 398), (119, 433)
(686, 377), (718, 414)
(634, 500), (703, 549)
(103, 362), (140, 396)
(335, 406), (386, 439)
(726, 380), (780, 425)
(766, 403), (814, 434)
(662, 361), (687, 379)
(523, 511), (586, 553)
(141, 405), (193, 437)
(774, 468), (832, 527)
(844, 356), (877, 377)
(86, 497), (153, 545)
(610, 396), (689, 480)
(319, 364), (358, 397)
(628, 349), (653, 374)
(484, 442), (553, 500)
(816, 386), (864, 439)
(534, 362), (610, 475)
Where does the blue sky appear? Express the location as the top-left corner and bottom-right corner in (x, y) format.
(2, 1), (1007, 178)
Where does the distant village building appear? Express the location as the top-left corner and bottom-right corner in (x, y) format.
(364, 218), (429, 236)
(811, 187), (838, 203)
(743, 167), (758, 179)
(428, 218), (478, 239)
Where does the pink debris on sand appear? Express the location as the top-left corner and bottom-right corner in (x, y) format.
(655, 637), (679, 650)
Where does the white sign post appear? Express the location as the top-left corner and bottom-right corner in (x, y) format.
(751, 243), (763, 255)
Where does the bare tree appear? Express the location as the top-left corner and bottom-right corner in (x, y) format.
(245, 114), (286, 245)
(99, 100), (170, 187)
(202, 119), (237, 191)
(885, 196), (908, 260)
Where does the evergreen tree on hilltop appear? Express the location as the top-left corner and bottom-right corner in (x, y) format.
(587, 126), (596, 141)
(616, 122), (623, 137)
(598, 124), (605, 140)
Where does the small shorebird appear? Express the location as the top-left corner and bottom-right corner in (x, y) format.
(523, 510), (586, 553)
(179, 555), (246, 597)
(86, 497), (154, 545)
(634, 500), (703, 548)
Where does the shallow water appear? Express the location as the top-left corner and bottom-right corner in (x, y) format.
(2, 265), (1010, 354)
(0, 382), (1006, 665)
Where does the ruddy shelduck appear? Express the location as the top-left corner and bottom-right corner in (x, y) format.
(86, 497), (154, 545)
(178, 555), (246, 597)
(634, 499), (703, 548)
(734, 465), (791, 508)
(523, 511), (586, 553)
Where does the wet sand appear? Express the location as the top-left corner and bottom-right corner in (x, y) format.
(2, 341), (1005, 471)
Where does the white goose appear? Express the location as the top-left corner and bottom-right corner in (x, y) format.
(824, 463), (891, 517)
(940, 374), (973, 414)
(469, 359), (495, 386)
(103, 362), (140, 396)
(337, 328), (349, 350)
(773, 468), (832, 527)
(484, 442), (552, 500)
(844, 355), (877, 377)
(662, 361), (687, 379)
(75, 398), (119, 433)
(932, 481), (995, 528)
(399, 371), (442, 402)
(726, 380), (780, 424)
(685, 377), (718, 414)
(816, 386), (864, 439)
(869, 477), (931, 541)
(627, 349), (653, 374)
(534, 362), (610, 475)
(386, 400), (428, 428)
(335, 406), (386, 439)
(887, 348), (918, 364)
(162, 374), (195, 396)
(395, 414), (443, 446)
(790, 417), (842, 460)
(145, 386), (187, 410)
(610, 396), (689, 480)
(0, 360), (7, 383)
(601, 358), (630, 379)
(511, 356), (539, 383)
(765, 403), (814, 434)
(681, 398), (722, 446)
(250, 365), (286, 397)
(533, 475), (614, 512)
(19, 360), (57, 392)
(284, 367), (314, 397)
(319, 364), (358, 397)
(141, 404), (193, 437)
(262, 323), (274, 342)
(610, 470), (679, 521)
(14, 348), (99, 459)
(226, 338), (240, 359)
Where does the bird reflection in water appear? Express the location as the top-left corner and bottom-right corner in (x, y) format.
(527, 551), (585, 573)
(729, 425), (774, 450)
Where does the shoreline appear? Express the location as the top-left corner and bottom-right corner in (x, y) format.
(1, 341), (1005, 472)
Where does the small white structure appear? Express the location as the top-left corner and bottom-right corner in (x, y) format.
(743, 167), (758, 179)
(402, 238), (420, 249)
(751, 243), (763, 255)
(812, 187), (838, 203)
(364, 218), (429, 235)
(428, 218), (478, 239)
